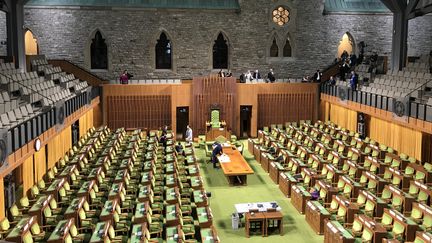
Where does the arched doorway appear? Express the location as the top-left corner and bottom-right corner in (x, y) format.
(337, 32), (355, 58)
(24, 29), (39, 55)
(212, 32), (229, 69)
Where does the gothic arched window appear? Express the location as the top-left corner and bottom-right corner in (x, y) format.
(283, 38), (292, 57)
(155, 33), (172, 69)
(90, 31), (108, 69)
(212, 33), (228, 69)
(270, 38), (279, 57)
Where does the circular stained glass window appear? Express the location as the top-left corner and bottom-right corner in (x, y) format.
(272, 6), (290, 26)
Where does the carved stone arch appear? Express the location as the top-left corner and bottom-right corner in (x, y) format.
(152, 29), (175, 71)
(23, 27), (39, 55)
(337, 31), (356, 58)
(84, 28), (111, 71)
(268, 32), (282, 57)
(210, 30), (232, 70)
(282, 32), (294, 58)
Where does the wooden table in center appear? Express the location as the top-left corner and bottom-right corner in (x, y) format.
(218, 145), (254, 186)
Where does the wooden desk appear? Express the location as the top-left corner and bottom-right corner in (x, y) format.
(165, 204), (180, 227)
(47, 218), (74, 243)
(263, 211), (283, 236)
(384, 208), (419, 241)
(166, 225), (184, 243)
(108, 182), (124, 200)
(190, 175), (204, 190)
(89, 221), (111, 243)
(100, 199), (118, 223)
(357, 214), (387, 242)
(77, 180), (96, 202)
(193, 189), (208, 208)
(187, 164), (200, 176)
(206, 127), (231, 142)
(130, 223), (149, 243)
(269, 161), (286, 184)
(165, 187), (180, 205)
(58, 164), (79, 183)
(137, 185), (152, 202)
(324, 220), (355, 243)
(5, 216), (37, 242)
(200, 226), (219, 243)
(245, 212), (266, 237)
(28, 194), (53, 225)
(197, 207), (213, 228)
(219, 146), (254, 186)
(64, 197), (86, 225)
(113, 169), (129, 184)
(278, 171), (298, 198)
(291, 185), (311, 214)
(133, 202), (150, 224)
(165, 174), (178, 188)
(44, 178), (67, 202)
(305, 200), (331, 235)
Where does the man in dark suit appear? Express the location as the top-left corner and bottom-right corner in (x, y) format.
(313, 69), (322, 82)
(350, 71), (358, 91)
(253, 69), (261, 80)
(211, 142), (223, 169)
(267, 69), (275, 83)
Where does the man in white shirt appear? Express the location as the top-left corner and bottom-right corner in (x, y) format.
(185, 125), (193, 144)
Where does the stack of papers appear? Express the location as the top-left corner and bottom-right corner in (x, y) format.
(218, 154), (231, 163)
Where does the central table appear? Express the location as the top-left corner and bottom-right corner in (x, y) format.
(218, 145), (254, 186)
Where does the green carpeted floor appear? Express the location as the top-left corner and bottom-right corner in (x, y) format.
(195, 140), (323, 243)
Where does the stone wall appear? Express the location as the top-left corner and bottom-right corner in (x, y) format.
(0, 12), (7, 56)
(23, 0), (432, 80)
(408, 14), (432, 57)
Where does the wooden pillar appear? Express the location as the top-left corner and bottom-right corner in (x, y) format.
(0, 177), (4, 220)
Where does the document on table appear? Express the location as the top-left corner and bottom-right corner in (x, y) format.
(218, 154), (231, 163)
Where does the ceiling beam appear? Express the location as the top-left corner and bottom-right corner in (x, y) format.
(380, 0), (405, 12)
(406, 0), (420, 14)
(408, 3), (432, 18)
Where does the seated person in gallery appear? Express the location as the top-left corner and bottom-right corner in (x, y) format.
(211, 142), (223, 169)
(218, 69), (225, 77)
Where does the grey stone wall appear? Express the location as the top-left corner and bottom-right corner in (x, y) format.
(408, 14), (432, 57)
(0, 11), (7, 56)
(22, 1), (432, 80)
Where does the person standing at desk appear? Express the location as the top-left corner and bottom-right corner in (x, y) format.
(212, 142), (223, 169)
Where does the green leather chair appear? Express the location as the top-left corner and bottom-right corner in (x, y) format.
(210, 110), (221, 128)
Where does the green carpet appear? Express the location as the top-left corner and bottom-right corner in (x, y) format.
(195, 140), (323, 243)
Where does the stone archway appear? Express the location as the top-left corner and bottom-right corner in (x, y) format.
(337, 32), (356, 58)
(24, 29), (38, 55)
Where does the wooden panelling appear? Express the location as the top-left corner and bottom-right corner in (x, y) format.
(22, 156), (34, 195)
(328, 103), (357, 131)
(368, 117), (422, 160)
(257, 93), (316, 128)
(321, 94), (432, 135)
(107, 95), (172, 130)
(103, 82), (319, 137)
(79, 109), (95, 137)
(321, 95), (425, 160)
(0, 97), (99, 178)
(0, 178), (4, 219)
(34, 146), (46, 182)
(192, 76), (237, 135)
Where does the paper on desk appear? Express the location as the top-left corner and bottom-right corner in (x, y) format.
(218, 154), (231, 163)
